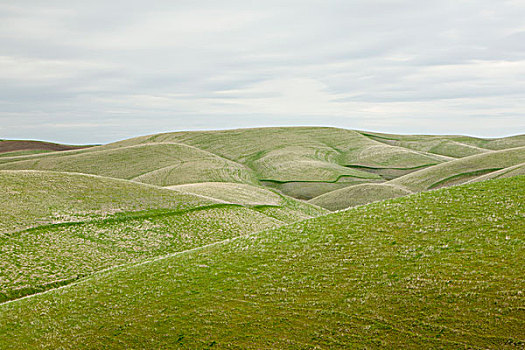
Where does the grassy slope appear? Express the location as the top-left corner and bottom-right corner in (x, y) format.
(169, 182), (329, 222)
(102, 127), (452, 198)
(0, 171), (327, 302)
(0, 206), (282, 303)
(0, 143), (258, 186)
(1, 128), (522, 201)
(0, 177), (523, 349)
(106, 127), (445, 181)
(261, 178), (380, 200)
(389, 146), (525, 192)
(360, 131), (525, 156)
(167, 182), (283, 206)
(310, 147), (525, 210)
(309, 183), (413, 211)
(0, 170), (218, 234)
(467, 162), (525, 183)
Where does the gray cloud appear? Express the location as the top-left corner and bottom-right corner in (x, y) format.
(1, 0), (524, 143)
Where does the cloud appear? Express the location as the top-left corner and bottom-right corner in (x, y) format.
(0, 0), (524, 143)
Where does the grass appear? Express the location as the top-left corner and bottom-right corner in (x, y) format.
(360, 130), (525, 153)
(2, 128), (523, 201)
(340, 143), (447, 168)
(0, 205), (282, 303)
(311, 147), (525, 210)
(1, 127), (524, 348)
(262, 177), (377, 200)
(390, 146), (525, 192)
(167, 182), (283, 206)
(467, 162), (525, 183)
(0, 170), (327, 302)
(309, 183), (413, 211)
(111, 127), (448, 178)
(0, 170), (218, 234)
(0, 176), (522, 348)
(0, 143), (258, 186)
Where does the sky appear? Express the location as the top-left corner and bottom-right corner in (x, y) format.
(1, 0), (524, 144)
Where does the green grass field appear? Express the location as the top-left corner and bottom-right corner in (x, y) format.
(0, 176), (522, 348)
(0, 127), (523, 348)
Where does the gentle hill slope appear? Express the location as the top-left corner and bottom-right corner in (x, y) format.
(1, 176), (523, 348)
(0, 170), (327, 303)
(168, 182), (283, 206)
(310, 147), (525, 210)
(360, 131), (525, 156)
(105, 127), (451, 198)
(309, 183), (413, 211)
(168, 182), (329, 222)
(0, 143), (258, 186)
(467, 162), (525, 183)
(0, 170), (217, 234)
(389, 146), (525, 192)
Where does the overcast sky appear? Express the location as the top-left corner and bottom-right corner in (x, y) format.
(1, 0), (524, 144)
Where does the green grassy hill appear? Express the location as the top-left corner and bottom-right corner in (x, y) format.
(467, 162), (525, 183)
(1, 176), (522, 349)
(389, 146), (525, 191)
(168, 182), (283, 206)
(0, 170), (327, 303)
(310, 147), (525, 210)
(0, 143), (258, 186)
(0, 170), (217, 234)
(1, 128), (523, 201)
(360, 131), (525, 155)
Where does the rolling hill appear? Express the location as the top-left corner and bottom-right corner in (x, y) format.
(1, 127), (524, 348)
(0, 176), (522, 348)
(0, 170), (327, 303)
(0, 143), (259, 186)
(2, 127), (522, 202)
(310, 183), (413, 211)
(310, 146), (525, 210)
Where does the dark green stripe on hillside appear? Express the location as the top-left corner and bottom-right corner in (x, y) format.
(428, 168), (502, 189)
(3, 203), (245, 238)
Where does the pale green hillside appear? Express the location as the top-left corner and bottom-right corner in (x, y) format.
(309, 183), (413, 211)
(390, 146), (525, 191)
(0, 170), (217, 234)
(0, 143), (258, 186)
(167, 182), (282, 206)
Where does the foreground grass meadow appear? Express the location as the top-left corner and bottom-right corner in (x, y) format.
(0, 127), (524, 348)
(0, 176), (523, 348)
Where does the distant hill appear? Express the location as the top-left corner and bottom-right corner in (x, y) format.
(311, 146), (525, 210)
(0, 140), (93, 157)
(1, 127), (523, 204)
